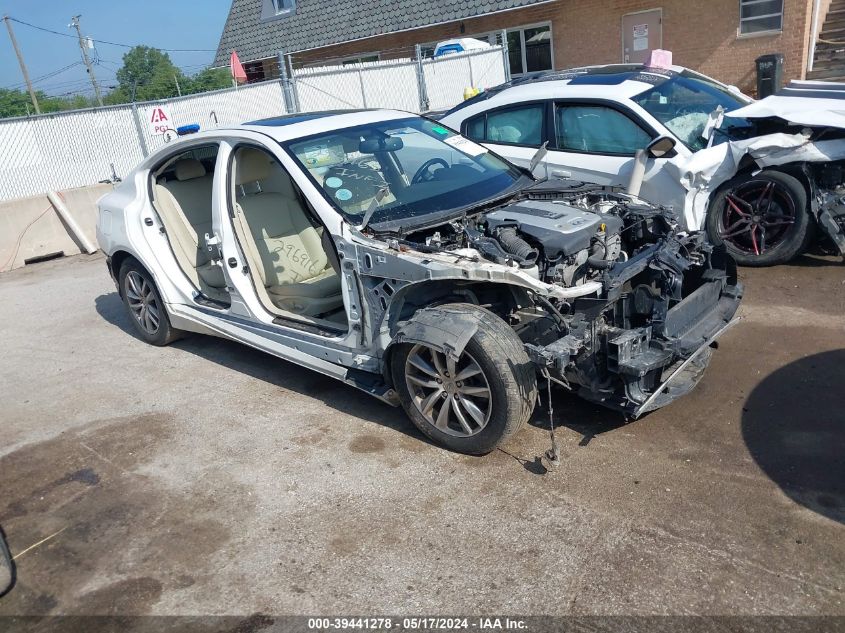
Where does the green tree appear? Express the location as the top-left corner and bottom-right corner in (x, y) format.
(0, 88), (38, 117)
(0, 88), (95, 118)
(114, 45), (186, 102)
(185, 67), (232, 94)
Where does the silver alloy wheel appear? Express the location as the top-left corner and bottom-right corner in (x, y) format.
(404, 344), (492, 437)
(125, 271), (161, 335)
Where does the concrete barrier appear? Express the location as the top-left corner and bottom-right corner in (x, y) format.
(0, 183), (113, 273)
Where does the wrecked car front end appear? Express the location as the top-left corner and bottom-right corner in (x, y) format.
(676, 81), (845, 257)
(369, 180), (743, 418)
(523, 220), (741, 417)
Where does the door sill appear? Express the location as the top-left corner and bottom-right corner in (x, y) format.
(194, 294), (231, 310)
(271, 315), (348, 337)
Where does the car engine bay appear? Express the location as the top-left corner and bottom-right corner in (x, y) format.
(377, 181), (743, 415)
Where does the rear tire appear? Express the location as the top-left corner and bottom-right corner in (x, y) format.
(118, 260), (182, 346)
(706, 171), (812, 267)
(391, 303), (537, 455)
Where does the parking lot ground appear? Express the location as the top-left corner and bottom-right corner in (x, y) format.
(0, 252), (843, 617)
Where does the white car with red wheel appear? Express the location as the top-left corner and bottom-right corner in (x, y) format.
(441, 64), (845, 266)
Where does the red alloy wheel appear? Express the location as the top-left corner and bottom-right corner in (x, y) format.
(719, 180), (797, 256)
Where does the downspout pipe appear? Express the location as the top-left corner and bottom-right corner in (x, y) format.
(808, 0), (823, 73)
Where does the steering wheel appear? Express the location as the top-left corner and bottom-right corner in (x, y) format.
(412, 158), (450, 184)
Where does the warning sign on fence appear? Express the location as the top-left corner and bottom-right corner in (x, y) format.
(147, 106), (175, 136)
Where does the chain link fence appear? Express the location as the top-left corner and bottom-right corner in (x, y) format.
(0, 45), (507, 203)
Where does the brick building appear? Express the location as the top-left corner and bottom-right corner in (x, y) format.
(214, 0), (844, 95)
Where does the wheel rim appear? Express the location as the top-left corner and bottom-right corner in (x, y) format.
(720, 180), (797, 256)
(404, 344), (492, 437)
(125, 271), (161, 335)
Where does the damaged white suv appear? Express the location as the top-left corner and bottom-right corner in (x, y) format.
(97, 110), (742, 455)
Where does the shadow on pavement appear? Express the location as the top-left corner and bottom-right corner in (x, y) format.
(526, 386), (628, 446)
(742, 349), (845, 524)
(94, 292), (433, 449)
(777, 252), (842, 268)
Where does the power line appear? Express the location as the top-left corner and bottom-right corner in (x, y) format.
(2, 61), (82, 90)
(6, 16), (217, 52)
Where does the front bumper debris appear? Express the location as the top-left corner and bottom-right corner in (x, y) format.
(526, 238), (743, 416)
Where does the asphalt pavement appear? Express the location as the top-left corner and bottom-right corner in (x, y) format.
(0, 252), (843, 619)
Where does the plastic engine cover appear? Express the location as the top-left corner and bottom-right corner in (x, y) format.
(484, 200), (622, 258)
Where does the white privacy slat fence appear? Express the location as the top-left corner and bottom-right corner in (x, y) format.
(0, 81), (288, 202)
(0, 46), (507, 203)
(136, 80), (289, 156)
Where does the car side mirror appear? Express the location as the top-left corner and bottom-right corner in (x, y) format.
(646, 136), (676, 159)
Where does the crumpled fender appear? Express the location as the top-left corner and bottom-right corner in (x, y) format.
(392, 305), (481, 361)
(663, 132), (845, 231)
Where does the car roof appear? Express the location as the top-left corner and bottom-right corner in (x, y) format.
(236, 109), (415, 141)
(153, 109), (420, 154)
(445, 63), (687, 115)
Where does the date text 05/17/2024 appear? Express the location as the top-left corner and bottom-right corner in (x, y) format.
(307, 617), (528, 630)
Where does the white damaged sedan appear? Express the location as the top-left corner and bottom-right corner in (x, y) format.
(97, 110), (741, 455)
(441, 65), (845, 266)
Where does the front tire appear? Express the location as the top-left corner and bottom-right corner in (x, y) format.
(391, 303), (537, 455)
(706, 171), (812, 267)
(118, 260), (182, 346)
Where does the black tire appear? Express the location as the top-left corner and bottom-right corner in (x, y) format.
(391, 303), (537, 455)
(706, 170), (812, 267)
(118, 259), (182, 346)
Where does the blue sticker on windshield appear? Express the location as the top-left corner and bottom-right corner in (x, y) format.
(325, 176), (343, 188)
(335, 188), (352, 201)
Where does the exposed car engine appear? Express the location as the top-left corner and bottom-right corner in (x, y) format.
(391, 181), (742, 416)
(400, 182), (681, 292)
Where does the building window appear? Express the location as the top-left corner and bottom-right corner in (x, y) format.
(507, 24), (553, 76)
(417, 23), (553, 74)
(739, 0), (783, 34)
(261, 0), (295, 21)
(341, 54), (380, 66)
(273, 0), (295, 13)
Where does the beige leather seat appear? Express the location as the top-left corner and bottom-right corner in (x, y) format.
(234, 149), (343, 317)
(153, 158), (227, 301)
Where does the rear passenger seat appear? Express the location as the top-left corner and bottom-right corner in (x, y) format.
(153, 158), (228, 301)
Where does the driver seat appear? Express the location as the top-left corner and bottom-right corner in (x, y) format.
(233, 149), (343, 317)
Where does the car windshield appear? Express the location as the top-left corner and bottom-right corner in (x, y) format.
(285, 117), (527, 230)
(632, 71), (753, 151)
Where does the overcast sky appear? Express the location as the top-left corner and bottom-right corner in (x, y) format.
(1, 0), (232, 96)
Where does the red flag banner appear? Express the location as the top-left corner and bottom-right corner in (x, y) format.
(230, 51), (248, 84)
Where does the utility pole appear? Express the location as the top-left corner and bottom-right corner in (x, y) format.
(69, 15), (103, 107)
(173, 74), (182, 97)
(3, 16), (41, 114)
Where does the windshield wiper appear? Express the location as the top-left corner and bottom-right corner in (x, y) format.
(528, 140), (549, 175)
(358, 185), (390, 231)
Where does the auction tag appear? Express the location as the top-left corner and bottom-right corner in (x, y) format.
(444, 135), (487, 156)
